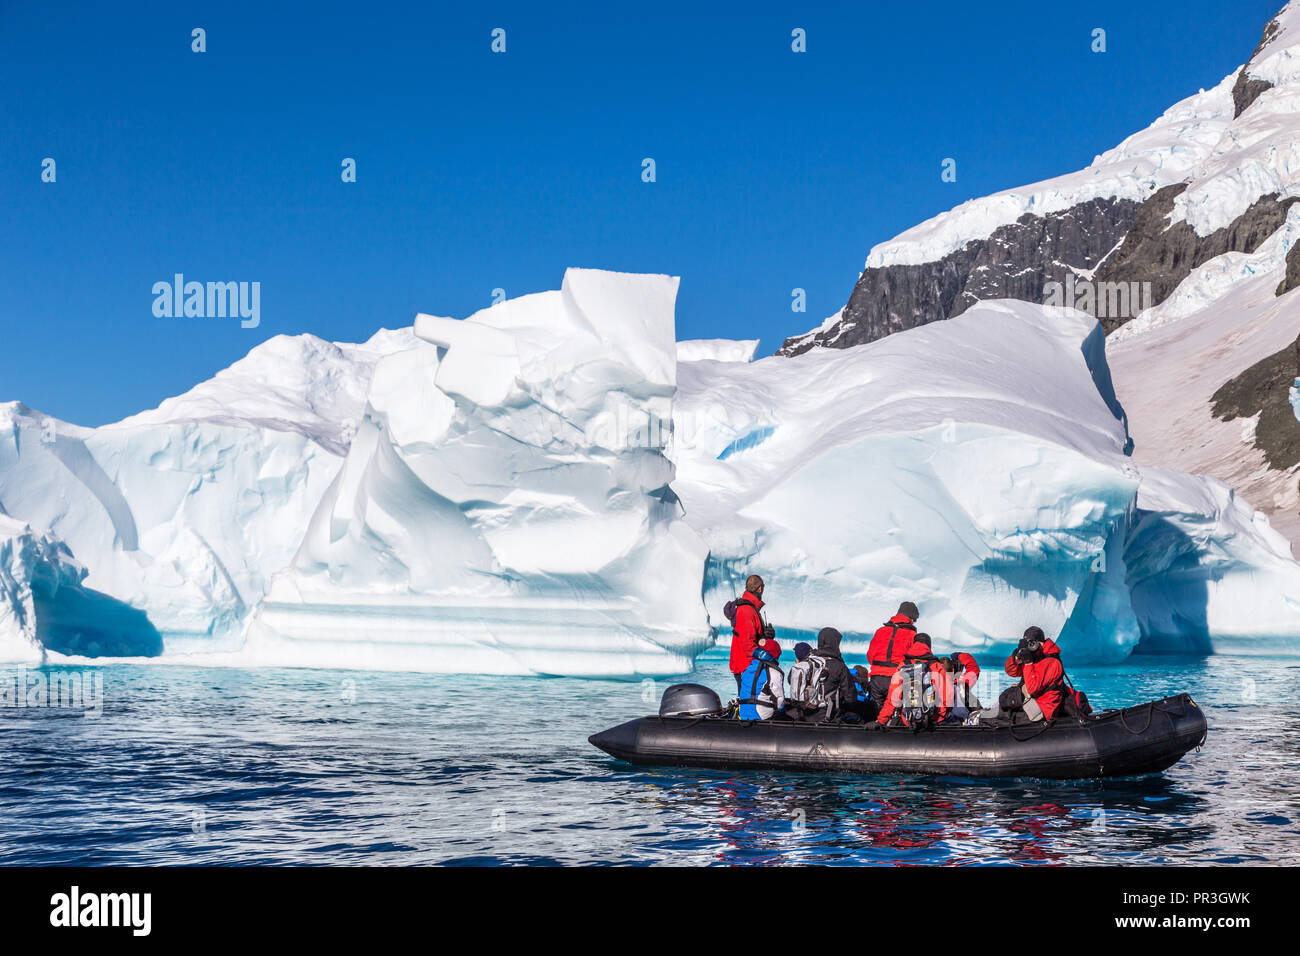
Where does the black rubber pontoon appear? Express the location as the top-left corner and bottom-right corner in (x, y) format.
(589, 692), (1206, 780)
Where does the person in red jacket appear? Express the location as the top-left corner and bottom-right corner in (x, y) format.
(876, 633), (957, 726)
(942, 651), (982, 715)
(1001, 626), (1066, 722)
(728, 574), (771, 693)
(866, 601), (919, 707)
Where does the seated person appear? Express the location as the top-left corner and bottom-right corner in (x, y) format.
(850, 665), (879, 722)
(784, 642), (826, 721)
(807, 627), (860, 722)
(999, 626), (1066, 723)
(737, 639), (786, 720)
(787, 642), (814, 704)
(876, 634), (957, 727)
(940, 651), (982, 719)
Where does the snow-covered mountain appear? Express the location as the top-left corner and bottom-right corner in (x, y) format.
(781, 0), (1300, 555)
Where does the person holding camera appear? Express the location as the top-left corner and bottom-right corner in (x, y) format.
(727, 574), (775, 694)
(999, 626), (1066, 722)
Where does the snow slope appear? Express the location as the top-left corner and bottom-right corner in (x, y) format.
(1108, 226), (1300, 546)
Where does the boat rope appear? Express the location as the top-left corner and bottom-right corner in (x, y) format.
(1009, 720), (1051, 741)
(1118, 701), (1155, 735)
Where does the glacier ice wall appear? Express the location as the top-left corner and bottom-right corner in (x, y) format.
(674, 298), (1300, 662)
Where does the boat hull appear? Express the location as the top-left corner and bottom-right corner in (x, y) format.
(588, 693), (1206, 780)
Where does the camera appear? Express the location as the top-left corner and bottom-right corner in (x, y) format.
(1015, 638), (1042, 663)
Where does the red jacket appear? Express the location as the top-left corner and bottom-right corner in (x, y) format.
(877, 649), (956, 725)
(951, 652), (980, 688)
(728, 591), (765, 674)
(868, 614), (918, 677)
(1004, 638), (1066, 720)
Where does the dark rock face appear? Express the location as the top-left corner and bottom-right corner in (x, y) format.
(778, 5), (1298, 357)
(1231, 15), (1281, 119)
(783, 187), (1299, 353)
(1210, 333), (1300, 471)
(778, 197), (1141, 355)
(1095, 190), (1298, 333)
(1277, 237), (1300, 296)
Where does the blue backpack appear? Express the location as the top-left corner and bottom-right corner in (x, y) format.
(738, 648), (779, 719)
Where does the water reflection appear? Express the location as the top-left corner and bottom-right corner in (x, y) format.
(0, 651), (1295, 864)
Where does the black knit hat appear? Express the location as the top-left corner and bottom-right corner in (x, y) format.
(898, 601), (919, 620)
(1023, 626), (1045, 642)
(912, 632), (932, 647)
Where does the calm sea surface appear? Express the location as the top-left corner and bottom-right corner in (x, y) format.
(1, 649), (1296, 865)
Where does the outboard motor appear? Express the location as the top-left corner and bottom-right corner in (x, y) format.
(658, 683), (723, 718)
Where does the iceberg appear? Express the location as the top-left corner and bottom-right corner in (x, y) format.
(242, 269), (711, 675)
(672, 300), (1146, 661)
(2, 269), (1297, 673)
(676, 339), (759, 364)
(1125, 467), (1300, 656)
(0, 331), (410, 655)
(0, 514), (83, 663)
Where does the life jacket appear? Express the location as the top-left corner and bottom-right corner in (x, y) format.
(869, 617), (918, 676)
(738, 650), (781, 719)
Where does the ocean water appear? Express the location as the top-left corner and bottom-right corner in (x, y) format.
(0, 648), (1297, 865)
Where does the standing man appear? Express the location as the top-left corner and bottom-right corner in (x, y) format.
(728, 574), (771, 694)
(866, 601), (920, 707)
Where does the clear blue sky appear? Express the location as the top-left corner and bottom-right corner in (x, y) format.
(1, 0), (1285, 426)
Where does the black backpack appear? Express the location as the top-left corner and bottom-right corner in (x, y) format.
(723, 598), (757, 624)
(1044, 649), (1093, 718)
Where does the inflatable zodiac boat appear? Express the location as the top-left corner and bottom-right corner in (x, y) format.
(588, 684), (1207, 780)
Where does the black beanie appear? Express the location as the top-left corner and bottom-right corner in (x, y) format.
(1023, 626), (1045, 642)
(898, 601), (919, 620)
(912, 632), (932, 647)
